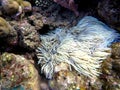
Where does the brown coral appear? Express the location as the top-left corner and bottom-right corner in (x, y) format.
(0, 17), (18, 45)
(1, 0), (32, 18)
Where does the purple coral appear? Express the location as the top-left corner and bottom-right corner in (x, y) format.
(53, 0), (79, 16)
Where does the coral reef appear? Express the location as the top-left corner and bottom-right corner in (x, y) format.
(36, 16), (119, 79)
(0, 53), (40, 90)
(0, 0), (120, 89)
(27, 12), (74, 32)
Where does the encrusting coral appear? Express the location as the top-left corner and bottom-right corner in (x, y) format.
(36, 16), (120, 80)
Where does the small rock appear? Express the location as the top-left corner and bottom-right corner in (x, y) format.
(111, 42), (120, 59)
(16, 20), (40, 50)
(28, 14), (44, 30)
(112, 59), (120, 74)
(0, 52), (41, 90)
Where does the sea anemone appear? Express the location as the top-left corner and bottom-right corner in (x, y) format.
(36, 16), (120, 79)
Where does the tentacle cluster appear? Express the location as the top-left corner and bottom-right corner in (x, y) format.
(36, 16), (120, 79)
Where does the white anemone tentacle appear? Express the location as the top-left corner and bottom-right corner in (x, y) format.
(36, 16), (120, 79)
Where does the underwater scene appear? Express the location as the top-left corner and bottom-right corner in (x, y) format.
(0, 0), (120, 90)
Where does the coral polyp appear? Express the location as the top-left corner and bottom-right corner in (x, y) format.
(36, 16), (120, 79)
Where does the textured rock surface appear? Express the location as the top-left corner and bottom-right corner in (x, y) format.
(15, 20), (40, 50)
(111, 43), (120, 59)
(100, 43), (120, 90)
(98, 0), (120, 31)
(49, 71), (87, 90)
(0, 53), (41, 90)
(111, 42), (120, 75)
(101, 58), (120, 90)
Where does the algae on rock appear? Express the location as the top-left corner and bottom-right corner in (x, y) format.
(0, 53), (40, 90)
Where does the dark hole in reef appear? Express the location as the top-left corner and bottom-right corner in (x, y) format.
(63, 77), (66, 80)
(38, 25), (55, 34)
(77, 0), (100, 11)
(0, 37), (34, 55)
(26, 0), (36, 6)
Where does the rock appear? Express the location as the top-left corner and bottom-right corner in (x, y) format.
(49, 62), (95, 90)
(99, 42), (120, 90)
(50, 68), (102, 90)
(111, 42), (120, 74)
(49, 70), (87, 90)
(98, 0), (120, 31)
(112, 59), (120, 74)
(0, 52), (40, 90)
(28, 14), (44, 31)
(40, 82), (49, 90)
(101, 57), (112, 75)
(16, 20), (40, 50)
(101, 74), (120, 90)
(111, 42), (120, 59)
(100, 57), (120, 90)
